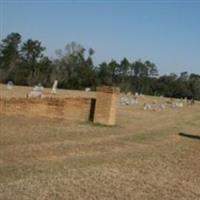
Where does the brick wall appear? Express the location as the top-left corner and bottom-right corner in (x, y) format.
(0, 87), (120, 125)
(94, 86), (120, 125)
(0, 97), (93, 122)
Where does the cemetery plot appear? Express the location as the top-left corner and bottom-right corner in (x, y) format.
(0, 84), (200, 200)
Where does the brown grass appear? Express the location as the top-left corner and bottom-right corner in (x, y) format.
(0, 84), (200, 200)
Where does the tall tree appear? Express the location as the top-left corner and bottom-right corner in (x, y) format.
(120, 57), (130, 76)
(144, 60), (158, 77)
(53, 42), (96, 89)
(98, 62), (112, 85)
(108, 60), (119, 84)
(21, 39), (45, 85)
(0, 32), (22, 81)
(189, 73), (200, 99)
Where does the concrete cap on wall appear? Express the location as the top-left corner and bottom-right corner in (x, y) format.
(96, 86), (120, 94)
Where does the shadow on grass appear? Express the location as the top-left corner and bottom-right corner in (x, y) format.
(179, 132), (200, 140)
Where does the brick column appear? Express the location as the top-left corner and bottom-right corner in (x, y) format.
(94, 86), (120, 126)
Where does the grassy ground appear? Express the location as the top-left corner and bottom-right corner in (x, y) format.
(0, 85), (200, 200)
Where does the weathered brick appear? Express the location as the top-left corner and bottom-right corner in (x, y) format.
(0, 87), (120, 125)
(94, 86), (120, 125)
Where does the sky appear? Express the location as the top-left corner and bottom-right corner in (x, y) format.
(0, 0), (200, 75)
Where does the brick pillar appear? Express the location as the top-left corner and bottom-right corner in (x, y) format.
(94, 86), (120, 126)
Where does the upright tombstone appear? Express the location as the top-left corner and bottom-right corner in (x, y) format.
(28, 84), (44, 98)
(6, 81), (14, 90)
(51, 80), (58, 94)
(85, 87), (91, 92)
(94, 86), (120, 126)
(37, 83), (44, 91)
(33, 83), (44, 92)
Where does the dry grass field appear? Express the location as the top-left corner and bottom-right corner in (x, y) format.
(0, 84), (200, 200)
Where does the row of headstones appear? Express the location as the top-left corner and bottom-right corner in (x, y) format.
(6, 80), (58, 98)
(28, 80), (58, 98)
(120, 91), (195, 110)
(120, 92), (142, 106)
(120, 95), (138, 106)
(7, 80), (92, 98)
(143, 98), (195, 111)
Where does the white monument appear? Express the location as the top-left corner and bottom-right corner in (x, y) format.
(51, 80), (58, 94)
(85, 87), (91, 92)
(6, 81), (14, 90)
(27, 83), (44, 98)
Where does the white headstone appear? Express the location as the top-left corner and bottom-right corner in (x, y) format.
(51, 80), (58, 94)
(28, 83), (44, 98)
(6, 81), (14, 90)
(28, 90), (44, 98)
(85, 87), (91, 92)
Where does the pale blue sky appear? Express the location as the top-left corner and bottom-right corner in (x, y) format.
(0, 0), (200, 74)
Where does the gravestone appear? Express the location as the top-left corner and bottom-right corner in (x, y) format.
(6, 81), (14, 90)
(51, 80), (58, 94)
(85, 87), (91, 92)
(28, 83), (44, 98)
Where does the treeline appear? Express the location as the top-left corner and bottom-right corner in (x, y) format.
(0, 33), (200, 100)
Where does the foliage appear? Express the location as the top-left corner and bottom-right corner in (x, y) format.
(0, 33), (199, 100)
